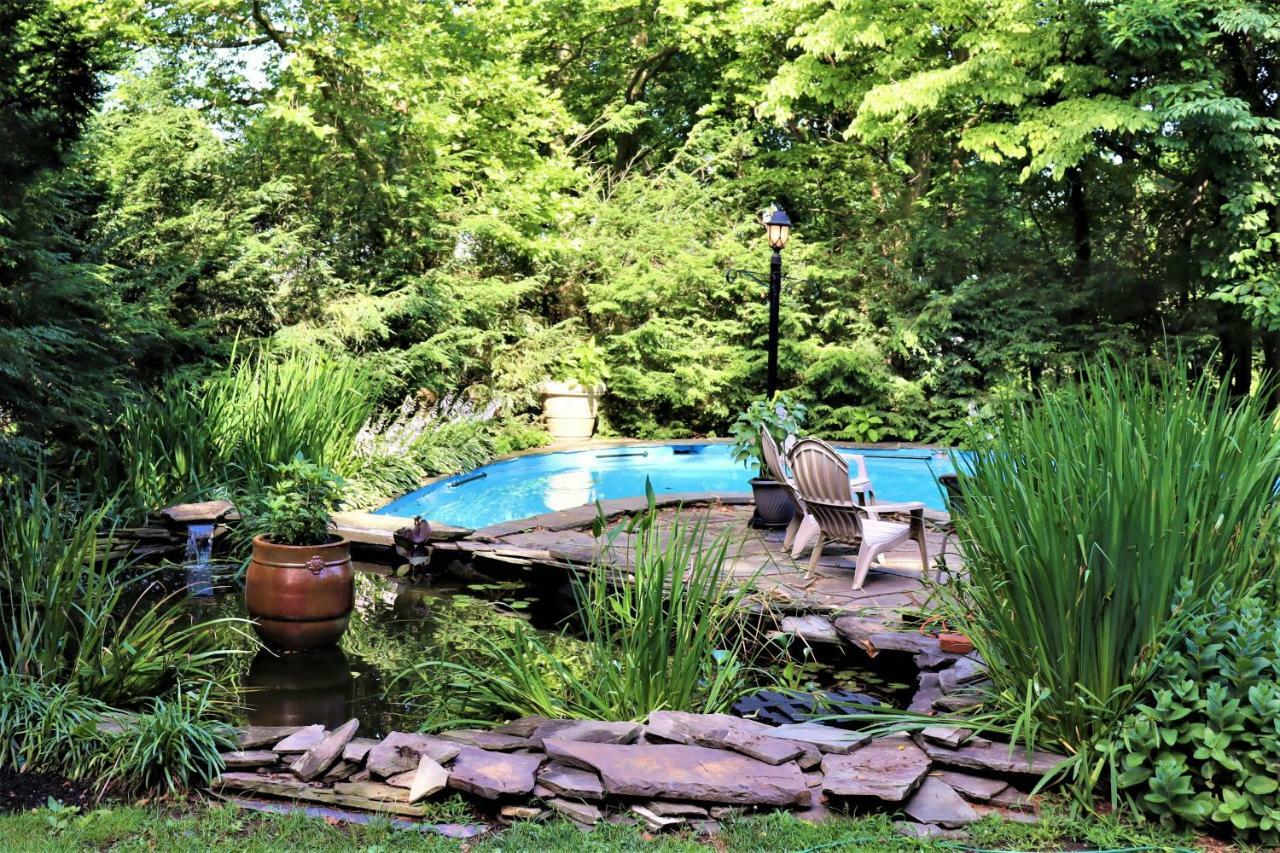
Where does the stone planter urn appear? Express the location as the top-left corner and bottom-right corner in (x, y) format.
(246, 535), (354, 651)
(750, 477), (795, 527)
(539, 380), (605, 440)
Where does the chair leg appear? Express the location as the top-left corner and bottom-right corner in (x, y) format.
(791, 515), (819, 559)
(807, 536), (825, 576)
(916, 533), (930, 582)
(782, 513), (801, 550)
(853, 542), (879, 590)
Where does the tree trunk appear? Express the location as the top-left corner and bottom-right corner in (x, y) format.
(1218, 304), (1253, 399)
(1262, 329), (1280, 410)
(1066, 166), (1091, 283)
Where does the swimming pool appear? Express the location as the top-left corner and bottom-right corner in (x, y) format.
(375, 442), (960, 530)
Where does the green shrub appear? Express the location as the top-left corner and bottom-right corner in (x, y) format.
(490, 418), (550, 456)
(247, 455), (345, 546)
(341, 391), (508, 507)
(411, 494), (759, 721)
(554, 337), (611, 388)
(1112, 586), (1280, 841)
(729, 391), (807, 479)
(104, 685), (236, 796)
(413, 419), (494, 476)
(949, 359), (1280, 797)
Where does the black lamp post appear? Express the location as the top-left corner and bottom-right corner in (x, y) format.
(762, 206), (791, 397)
(725, 204), (793, 398)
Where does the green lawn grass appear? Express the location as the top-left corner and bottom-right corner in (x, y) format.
(0, 798), (1219, 853)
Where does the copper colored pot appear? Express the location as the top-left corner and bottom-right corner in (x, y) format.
(246, 535), (354, 651)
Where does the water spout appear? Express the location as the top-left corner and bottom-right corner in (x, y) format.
(184, 522), (215, 597)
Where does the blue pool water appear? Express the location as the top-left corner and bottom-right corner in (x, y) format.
(376, 442), (960, 530)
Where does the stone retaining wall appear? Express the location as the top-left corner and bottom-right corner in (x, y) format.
(212, 711), (1063, 838)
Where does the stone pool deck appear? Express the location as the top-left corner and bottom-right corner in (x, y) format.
(341, 497), (959, 622)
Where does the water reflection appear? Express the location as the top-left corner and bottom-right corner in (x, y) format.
(544, 468), (595, 511)
(241, 644), (390, 731)
(218, 573), (573, 734)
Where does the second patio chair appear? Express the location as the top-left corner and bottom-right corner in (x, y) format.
(761, 430), (811, 552)
(788, 437), (930, 589)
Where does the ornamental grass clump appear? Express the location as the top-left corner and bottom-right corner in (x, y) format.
(103, 348), (376, 517)
(0, 473), (248, 705)
(104, 685), (237, 796)
(412, 489), (759, 722)
(948, 358), (1280, 799)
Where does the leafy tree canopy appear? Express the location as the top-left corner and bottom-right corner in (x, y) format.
(4, 0), (1280, 470)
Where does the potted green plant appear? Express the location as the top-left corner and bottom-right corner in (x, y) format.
(244, 455), (353, 651)
(730, 392), (807, 526)
(540, 338), (611, 439)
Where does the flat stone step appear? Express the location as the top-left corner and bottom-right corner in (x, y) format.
(821, 737), (930, 802)
(213, 773), (430, 818)
(331, 511), (472, 546)
(918, 738), (1065, 777)
(544, 738), (809, 807)
(903, 777), (979, 827)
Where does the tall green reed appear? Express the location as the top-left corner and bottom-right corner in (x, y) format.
(102, 348), (379, 518)
(949, 358), (1280, 798)
(411, 494), (759, 722)
(0, 473), (249, 706)
(108, 381), (212, 516)
(203, 349), (376, 494)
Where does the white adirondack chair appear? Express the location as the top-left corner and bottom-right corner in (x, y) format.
(788, 437), (929, 589)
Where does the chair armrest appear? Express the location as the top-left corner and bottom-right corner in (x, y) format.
(861, 502), (928, 543)
(860, 501), (925, 519)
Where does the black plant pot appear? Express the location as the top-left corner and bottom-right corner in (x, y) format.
(750, 477), (795, 527)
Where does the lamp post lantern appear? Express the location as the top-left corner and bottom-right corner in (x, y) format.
(762, 206), (791, 397)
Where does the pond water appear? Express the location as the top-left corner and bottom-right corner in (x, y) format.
(377, 442), (962, 529)
(193, 572), (577, 735)
(188, 569), (917, 733)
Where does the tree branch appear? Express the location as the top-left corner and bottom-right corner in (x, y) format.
(249, 0), (292, 50)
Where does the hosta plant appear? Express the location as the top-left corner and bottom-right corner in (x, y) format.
(729, 391), (807, 479)
(1111, 586), (1280, 842)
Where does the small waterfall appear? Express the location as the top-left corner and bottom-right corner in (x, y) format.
(184, 522), (215, 597)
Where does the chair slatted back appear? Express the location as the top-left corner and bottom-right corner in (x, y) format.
(789, 438), (865, 543)
(761, 430), (802, 508)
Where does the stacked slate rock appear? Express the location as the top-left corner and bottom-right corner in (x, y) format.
(211, 712), (1062, 836)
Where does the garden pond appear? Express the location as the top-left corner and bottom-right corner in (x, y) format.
(183, 569), (920, 734)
